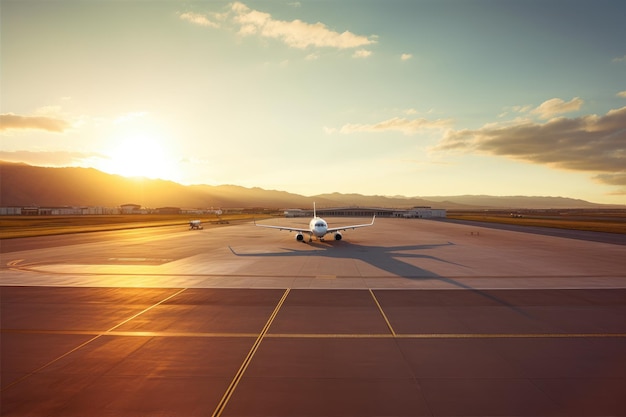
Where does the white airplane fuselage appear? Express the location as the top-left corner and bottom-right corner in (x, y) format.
(309, 217), (329, 238)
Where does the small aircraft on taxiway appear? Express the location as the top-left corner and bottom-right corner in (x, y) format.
(189, 220), (203, 230)
(255, 203), (375, 242)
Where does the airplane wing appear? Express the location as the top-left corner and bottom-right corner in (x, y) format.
(326, 216), (375, 233)
(254, 220), (311, 234)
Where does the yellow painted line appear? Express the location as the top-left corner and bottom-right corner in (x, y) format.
(267, 333), (393, 338)
(267, 333), (626, 339)
(1, 288), (188, 392)
(6, 259), (26, 270)
(212, 288), (291, 417)
(4, 328), (625, 340)
(103, 288), (188, 333)
(315, 275), (336, 279)
(105, 331), (257, 338)
(395, 333), (626, 339)
(369, 289), (396, 336)
(1, 329), (258, 338)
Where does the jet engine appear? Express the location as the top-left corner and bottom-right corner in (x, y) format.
(334, 232), (342, 241)
(295, 233), (304, 242)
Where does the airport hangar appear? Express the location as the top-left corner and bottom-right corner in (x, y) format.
(283, 206), (446, 218)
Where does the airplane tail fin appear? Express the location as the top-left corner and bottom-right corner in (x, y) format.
(313, 202), (316, 218)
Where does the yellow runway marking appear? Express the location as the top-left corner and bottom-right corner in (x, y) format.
(315, 275), (336, 279)
(0, 288), (188, 392)
(4, 328), (624, 340)
(212, 288), (291, 417)
(265, 333), (626, 339)
(369, 289), (396, 336)
(267, 333), (393, 338)
(396, 333), (626, 339)
(1, 329), (259, 338)
(6, 259), (25, 270)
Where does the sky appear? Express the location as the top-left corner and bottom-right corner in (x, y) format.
(1, 0), (625, 204)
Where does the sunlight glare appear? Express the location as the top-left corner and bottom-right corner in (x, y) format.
(104, 133), (177, 180)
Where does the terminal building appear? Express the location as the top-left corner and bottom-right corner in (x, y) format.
(284, 207), (446, 218)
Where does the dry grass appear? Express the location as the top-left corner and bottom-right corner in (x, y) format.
(447, 213), (626, 234)
(2, 212), (624, 239)
(0, 214), (271, 239)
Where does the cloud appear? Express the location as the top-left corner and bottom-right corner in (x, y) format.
(436, 106), (626, 186)
(401, 53), (412, 61)
(179, 2), (375, 56)
(0, 150), (105, 166)
(179, 12), (219, 28)
(531, 97), (584, 119)
(230, 2), (375, 50)
(340, 117), (453, 135)
(0, 113), (71, 132)
(352, 49), (372, 58)
(612, 55), (626, 63)
(618, 91), (626, 98)
(593, 172), (626, 187)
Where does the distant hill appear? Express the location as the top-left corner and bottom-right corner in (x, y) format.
(313, 192), (470, 209)
(0, 161), (619, 210)
(420, 195), (606, 209)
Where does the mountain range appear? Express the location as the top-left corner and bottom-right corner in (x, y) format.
(0, 161), (620, 210)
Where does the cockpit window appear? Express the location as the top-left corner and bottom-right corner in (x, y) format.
(315, 222), (325, 227)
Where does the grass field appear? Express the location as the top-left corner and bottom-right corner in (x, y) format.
(447, 211), (626, 235)
(1, 211), (624, 239)
(0, 214), (272, 239)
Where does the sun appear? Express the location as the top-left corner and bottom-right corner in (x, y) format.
(103, 133), (177, 180)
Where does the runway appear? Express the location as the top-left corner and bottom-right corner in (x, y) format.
(2, 218), (626, 416)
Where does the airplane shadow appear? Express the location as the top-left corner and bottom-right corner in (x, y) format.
(230, 240), (458, 279)
(229, 240), (533, 317)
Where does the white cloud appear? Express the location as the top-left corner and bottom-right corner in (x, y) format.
(531, 97), (584, 119)
(230, 2), (375, 49)
(0, 150), (105, 166)
(179, 3), (376, 55)
(435, 106), (626, 186)
(0, 113), (71, 132)
(339, 117), (452, 135)
(400, 53), (412, 61)
(352, 49), (372, 58)
(618, 91), (626, 98)
(179, 12), (219, 28)
(512, 105), (533, 113)
(612, 55), (626, 63)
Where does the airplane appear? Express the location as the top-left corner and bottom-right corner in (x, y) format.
(255, 203), (375, 242)
(189, 220), (203, 230)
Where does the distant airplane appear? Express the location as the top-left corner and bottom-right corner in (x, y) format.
(189, 220), (203, 230)
(255, 203), (375, 242)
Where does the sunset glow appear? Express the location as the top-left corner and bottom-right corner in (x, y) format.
(99, 134), (175, 180)
(1, 1), (625, 204)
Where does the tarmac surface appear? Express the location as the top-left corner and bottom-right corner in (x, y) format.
(1, 218), (626, 416)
